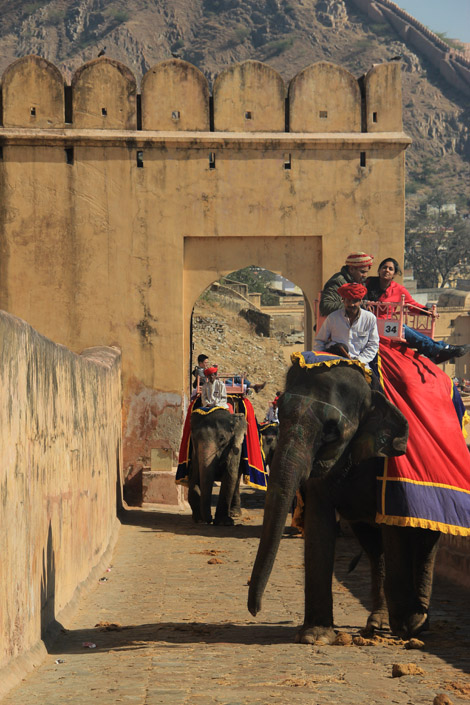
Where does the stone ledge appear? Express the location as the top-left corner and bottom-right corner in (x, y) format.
(142, 469), (188, 507)
(0, 127), (412, 150)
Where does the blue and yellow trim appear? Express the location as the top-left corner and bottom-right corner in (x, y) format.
(291, 350), (372, 384)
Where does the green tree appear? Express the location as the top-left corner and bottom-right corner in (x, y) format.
(405, 201), (470, 288)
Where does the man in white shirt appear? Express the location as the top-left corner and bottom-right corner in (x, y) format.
(201, 366), (229, 409)
(314, 283), (379, 366)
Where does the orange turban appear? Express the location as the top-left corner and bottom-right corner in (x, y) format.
(204, 366), (218, 377)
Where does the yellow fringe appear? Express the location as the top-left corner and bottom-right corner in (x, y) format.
(192, 405), (228, 416)
(462, 411), (470, 440)
(376, 513), (470, 536)
(290, 351), (372, 384)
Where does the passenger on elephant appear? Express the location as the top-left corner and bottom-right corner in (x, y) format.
(314, 283), (379, 368)
(319, 252), (373, 317)
(201, 366), (232, 412)
(366, 257), (470, 364)
(192, 354), (210, 389)
(264, 401), (279, 424)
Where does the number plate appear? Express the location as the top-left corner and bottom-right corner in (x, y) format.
(379, 320), (400, 337)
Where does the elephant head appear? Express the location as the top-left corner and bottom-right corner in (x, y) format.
(248, 363), (408, 616)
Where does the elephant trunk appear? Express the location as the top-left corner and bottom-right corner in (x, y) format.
(248, 427), (319, 616)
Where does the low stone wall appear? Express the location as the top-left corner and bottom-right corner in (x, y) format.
(0, 311), (122, 699)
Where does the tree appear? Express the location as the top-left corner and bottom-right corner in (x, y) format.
(405, 201), (470, 288)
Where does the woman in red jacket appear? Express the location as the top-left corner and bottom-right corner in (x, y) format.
(366, 258), (470, 364)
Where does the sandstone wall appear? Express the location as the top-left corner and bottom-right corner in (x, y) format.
(0, 310), (122, 697)
(0, 54), (409, 495)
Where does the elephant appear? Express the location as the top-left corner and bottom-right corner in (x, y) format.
(259, 422), (279, 470)
(188, 408), (247, 525)
(248, 361), (441, 644)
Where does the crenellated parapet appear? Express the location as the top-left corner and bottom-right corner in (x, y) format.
(0, 54), (404, 134)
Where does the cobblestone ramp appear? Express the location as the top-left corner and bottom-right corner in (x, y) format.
(4, 490), (470, 705)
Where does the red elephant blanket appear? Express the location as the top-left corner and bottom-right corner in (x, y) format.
(376, 337), (470, 536)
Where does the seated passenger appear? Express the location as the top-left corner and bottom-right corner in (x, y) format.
(264, 401), (279, 424)
(192, 354), (210, 389)
(366, 258), (470, 364)
(201, 366), (229, 410)
(320, 252), (373, 316)
(314, 283), (379, 367)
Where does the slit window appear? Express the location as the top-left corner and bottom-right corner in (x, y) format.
(284, 153), (291, 170)
(172, 110), (180, 120)
(30, 107), (36, 116)
(360, 152), (366, 167)
(137, 151), (144, 168)
(65, 147), (74, 165)
(372, 112), (378, 123)
(101, 107), (107, 116)
(245, 111), (252, 120)
(0, 147), (3, 161)
(319, 110), (328, 119)
(209, 152), (216, 169)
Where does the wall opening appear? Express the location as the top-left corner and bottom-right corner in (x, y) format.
(190, 265), (306, 420)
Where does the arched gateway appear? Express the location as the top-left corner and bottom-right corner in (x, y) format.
(0, 55), (410, 494)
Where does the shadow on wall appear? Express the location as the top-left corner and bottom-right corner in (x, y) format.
(40, 522), (63, 647)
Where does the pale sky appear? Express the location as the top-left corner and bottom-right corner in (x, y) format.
(397, 1), (470, 43)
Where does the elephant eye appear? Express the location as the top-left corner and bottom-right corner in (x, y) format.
(322, 420), (340, 444)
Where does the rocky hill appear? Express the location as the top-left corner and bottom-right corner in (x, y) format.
(0, 0), (468, 204)
(192, 295), (293, 421)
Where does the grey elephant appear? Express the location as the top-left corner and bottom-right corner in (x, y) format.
(248, 361), (440, 644)
(188, 409), (247, 525)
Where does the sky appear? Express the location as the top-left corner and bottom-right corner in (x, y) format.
(396, 1), (470, 43)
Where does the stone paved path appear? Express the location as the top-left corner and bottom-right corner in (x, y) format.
(4, 489), (470, 705)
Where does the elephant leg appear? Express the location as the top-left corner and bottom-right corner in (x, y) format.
(410, 529), (440, 635)
(229, 476), (242, 517)
(382, 526), (414, 636)
(350, 521), (388, 633)
(214, 465), (238, 526)
(297, 479), (337, 645)
(188, 454), (203, 523)
(383, 526), (439, 637)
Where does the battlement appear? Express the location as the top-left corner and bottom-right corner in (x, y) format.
(0, 55), (404, 134)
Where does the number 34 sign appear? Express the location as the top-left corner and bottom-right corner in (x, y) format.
(378, 320), (400, 338)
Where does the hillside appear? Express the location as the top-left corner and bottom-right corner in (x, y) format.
(0, 0), (468, 205)
(192, 296), (292, 421)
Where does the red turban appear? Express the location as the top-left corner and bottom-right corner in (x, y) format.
(204, 366), (218, 377)
(337, 283), (367, 301)
(345, 252), (373, 268)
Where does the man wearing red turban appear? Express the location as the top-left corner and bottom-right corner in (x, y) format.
(320, 252), (374, 316)
(201, 365), (229, 409)
(314, 281), (379, 365)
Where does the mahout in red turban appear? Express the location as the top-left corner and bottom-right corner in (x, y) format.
(204, 365), (218, 377)
(337, 283), (368, 301)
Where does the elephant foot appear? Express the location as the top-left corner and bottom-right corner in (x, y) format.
(364, 609), (390, 634)
(230, 506), (242, 517)
(389, 612), (428, 639)
(213, 515), (234, 526)
(295, 625), (336, 645)
(407, 612), (429, 637)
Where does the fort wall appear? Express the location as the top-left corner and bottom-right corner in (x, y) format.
(0, 310), (122, 698)
(0, 55), (409, 496)
(350, 0), (470, 97)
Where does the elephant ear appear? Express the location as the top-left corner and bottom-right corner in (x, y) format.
(350, 390), (408, 463)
